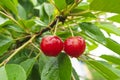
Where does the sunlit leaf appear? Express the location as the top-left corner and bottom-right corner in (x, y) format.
(66, 0), (74, 5)
(105, 38), (120, 55)
(58, 53), (72, 80)
(0, 0), (18, 15)
(97, 22), (120, 36)
(79, 22), (106, 44)
(44, 3), (54, 17)
(108, 15), (120, 23)
(54, 0), (67, 10)
(72, 68), (79, 80)
(0, 66), (8, 80)
(5, 64), (27, 80)
(101, 55), (120, 65)
(41, 57), (60, 80)
(18, 4), (26, 19)
(0, 34), (13, 47)
(86, 60), (120, 80)
(20, 58), (36, 77)
(0, 42), (12, 56)
(90, 0), (120, 13)
(41, 53), (72, 80)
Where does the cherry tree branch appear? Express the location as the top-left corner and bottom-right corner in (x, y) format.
(0, 15), (66, 67)
(0, 35), (36, 67)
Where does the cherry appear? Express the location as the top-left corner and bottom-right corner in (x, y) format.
(64, 36), (86, 58)
(40, 36), (63, 56)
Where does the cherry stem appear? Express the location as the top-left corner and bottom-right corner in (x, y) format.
(0, 0), (83, 67)
(68, 25), (74, 37)
(31, 43), (42, 53)
(53, 19), (59, 36)
(31, 43), (42, 59)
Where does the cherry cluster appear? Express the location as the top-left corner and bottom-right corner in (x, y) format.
(40, 35), (86, 58)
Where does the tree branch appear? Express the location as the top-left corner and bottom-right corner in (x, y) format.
(36, 15), (67, 36)
(0, 15), (67, 67)
(0, 35), (36, 67)
(0, 0), (82, 66)
(16, 15), (66, 48)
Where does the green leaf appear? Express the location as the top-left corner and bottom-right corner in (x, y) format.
(41, 57), (60, 80)
(66, 0), (74, 5)
(44, 3), (54, 17)
(30, 0), (38, 6)
(35, 5), (44, 16)
(5, 25), (25, 38)
(24, 19), (35, 28)
(101, 55), (120, 65)
(0, 42), (12, 56)
(7, 25), (24, 33)
(105, 38), (120, 55)
(83, 34), (98, 51)
(87, 41), (98, 51)
(41, 53), (72, 80)
(5, 64), (27, 80)
(79, 22), (106, 44)
(87, 0), (93, 3)
(108, 15), (120, 23)
(116, 66), (120, 70)
(38, 53), (49, 74)
(54, 0), (67, 10)
(76, 2), (89, 10)
(35, 4), (49, 23)
(0, 34), (13, 47)
(71, 9), (96, 18)
(57, 31), (71, 40)
(18, 0), (34, 18)
(97, 22), (120, 36)
(58, 53), (72, 80)
(71, 2), (94, 17)
(0, 16), (9, 26)
(34, 19), (47, 27)
(86, 60), (120, 80)
(0, 0), (18, 15)
(11, 0), (18, 7)
(0, 66), (8, 80)
(72, 68), (79, 80)
(20, 58), (36, 77)
(29, 64), (40, 80)
(0, 17), (12, 28)
(12, 56), (28, 64)
(37, 0), (47, 4)
(19, 19), (36, 33)
(80, 12), (96, 18)
(90, 0), (120, 13)
(18, 4), (27, 19)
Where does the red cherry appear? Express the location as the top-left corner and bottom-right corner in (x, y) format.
(64, 36), (86, 58)
(40, 36), (63, 56)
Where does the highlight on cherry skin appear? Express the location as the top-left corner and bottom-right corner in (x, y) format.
(40, 35), (63, 56)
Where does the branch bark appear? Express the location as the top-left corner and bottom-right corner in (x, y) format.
(36, 15), (66, 36)
(0, 0), (82, 66)
(0, 15), (67, 66)
(0, 35), (36, 67)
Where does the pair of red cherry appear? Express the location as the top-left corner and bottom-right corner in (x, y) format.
(40, 35), (86, 58)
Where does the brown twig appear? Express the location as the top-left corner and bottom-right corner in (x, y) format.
(0, 15), (67, 67)
(36, 15), (67, 36)
(0, 0), (83, 66)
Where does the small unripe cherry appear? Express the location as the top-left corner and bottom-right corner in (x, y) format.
(64, 36), (86, 58)
(40, 36), (63, 56)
